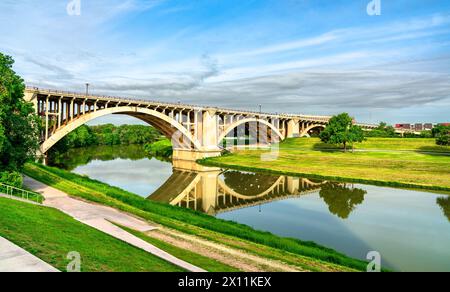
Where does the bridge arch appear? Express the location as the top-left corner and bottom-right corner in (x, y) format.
(300, 124), (326, 137)
(40, 106), (202, 153)
(218, 118), (284, 145)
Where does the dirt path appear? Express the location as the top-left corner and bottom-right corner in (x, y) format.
(145, 227), (304, 272)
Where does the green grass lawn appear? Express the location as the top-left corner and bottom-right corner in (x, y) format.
(200, 138), (450, 191)
(0, 198), (184, 272)
(23, 162), (367, 271)
(281, 137), (450, 152)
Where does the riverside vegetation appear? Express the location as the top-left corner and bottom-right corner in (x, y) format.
(49, 124), (163, 154)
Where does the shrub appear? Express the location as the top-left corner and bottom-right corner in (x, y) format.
(144, 139), (173, 158)
(0, 171), (23, 188)
(436, 134), (450, 146)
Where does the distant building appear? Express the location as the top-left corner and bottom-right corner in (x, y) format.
(395, 124), (412, 130)
(394, 123), (446, 132)
(424, 123), (433, 130)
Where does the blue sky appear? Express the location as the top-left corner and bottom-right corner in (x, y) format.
(1, 0), (449, 124)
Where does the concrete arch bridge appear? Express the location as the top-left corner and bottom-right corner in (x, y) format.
(25, 87), (377, 161)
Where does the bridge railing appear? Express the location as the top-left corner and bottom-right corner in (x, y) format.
(0, 182), (44, 204)
(26, 86), (333, 121)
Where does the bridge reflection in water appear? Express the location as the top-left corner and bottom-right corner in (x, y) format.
(148, 164), (327, 215)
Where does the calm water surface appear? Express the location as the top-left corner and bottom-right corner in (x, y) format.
(49, 145), (450, 272)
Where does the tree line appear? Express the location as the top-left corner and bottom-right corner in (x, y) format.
(319, 113), (449, 148)
(50, 124), (163, 154)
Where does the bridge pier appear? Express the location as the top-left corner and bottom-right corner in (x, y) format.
(172, 149), (222, 171)
(286, 119), (300, 138)
(172, 149), (222, 161)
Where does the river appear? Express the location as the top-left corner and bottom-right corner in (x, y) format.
(48, 144), (450, 272)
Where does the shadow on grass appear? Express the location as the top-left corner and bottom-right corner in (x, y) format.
(416, 146), (450, 156)
(312, 143), (349, 153)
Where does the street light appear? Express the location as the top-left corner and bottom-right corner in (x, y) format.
(85, 83), (90, 96)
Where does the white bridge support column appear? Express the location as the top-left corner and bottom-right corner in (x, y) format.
(45, 96), (49, 140)
(202, 109), (218, 150)
(286, 119), (300, 138)
(57, 97), (62, 128)
(70, 98), (74, 121)
(172, 108), (222, 164)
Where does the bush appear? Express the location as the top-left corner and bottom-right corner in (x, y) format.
(436, 134), (450, 146)
(0, 171), (23, 188)
(144, 139), (173, 158)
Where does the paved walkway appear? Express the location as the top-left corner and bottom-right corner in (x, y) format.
(23, 176), (205, 272)
(0, 236), (59, 272)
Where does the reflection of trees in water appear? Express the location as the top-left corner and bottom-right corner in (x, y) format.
(319, 183), (367, 219)
(223, 171), (279, 197)
(437, 196), (450, 222)
(48, 144), (163, 170)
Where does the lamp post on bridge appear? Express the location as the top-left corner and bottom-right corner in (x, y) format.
(85, 83), (90, 97)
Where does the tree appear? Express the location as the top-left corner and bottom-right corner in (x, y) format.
(432, 124), (450, 146)
(0, 53), (40, 186)
(436, 134), (450, 146)
(319, 113), (365, 152)
(366, 122), (397, 138)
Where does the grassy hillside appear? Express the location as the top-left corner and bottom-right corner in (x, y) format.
(200, 138), (450, 191)
(0, 198), (183, 272)
(23, 162), (367, 271)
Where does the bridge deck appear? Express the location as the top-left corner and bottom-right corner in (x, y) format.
(26, 86), (334, 122)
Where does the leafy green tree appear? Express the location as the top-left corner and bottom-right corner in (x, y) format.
(436, 134), (450, 146)
(366, 122), (397, 138)
(432, 125), (450, 137)
(319, 113), (365, 152)
(0, 53), (40, 186)
(432, 124), (450, 146)
(419, 131), (433, 138)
